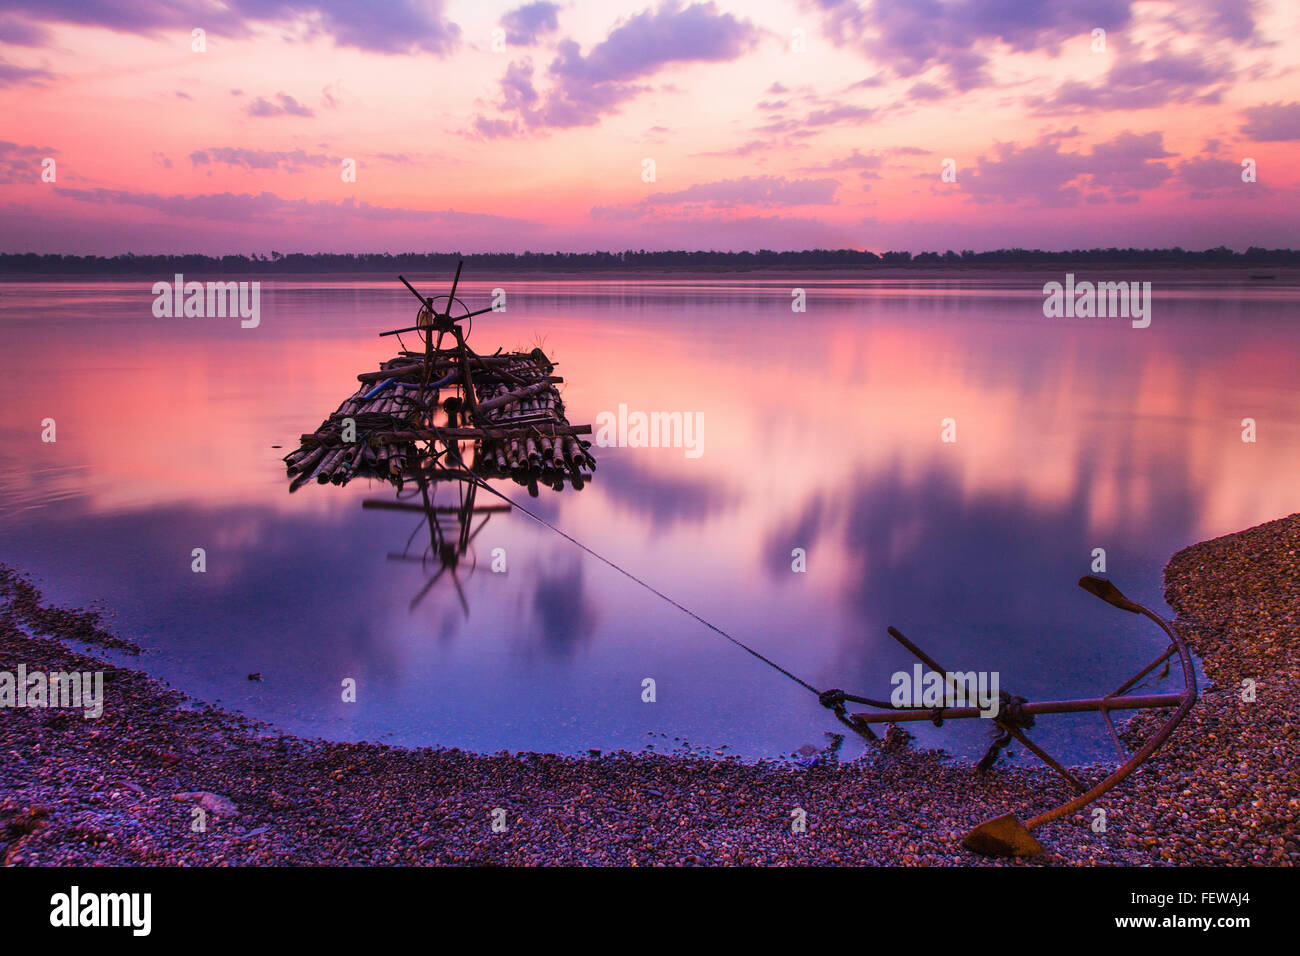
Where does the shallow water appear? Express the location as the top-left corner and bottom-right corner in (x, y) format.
(0, 274), (1295, 764)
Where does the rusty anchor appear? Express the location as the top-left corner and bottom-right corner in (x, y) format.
(819, 576), (1198, 857)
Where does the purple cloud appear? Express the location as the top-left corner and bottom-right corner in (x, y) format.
(1032, 47), (1233, 112)
(753, 86), (880, 136)
(1239, 102), (1300, 141)
(52, 187), (533, 229)
(961, 129), (1173, 206)
(500, 58), (540, 110)
(591, 175), (840, 220)
(555, 2), (755, 82)
(961, 141), (1088, 206)
(0, 1), (460, 56)
(907, 81), (947, 102)
(757, 116), (800, 135)
(0, 139), (56, 184)
(1178, 156), (1248, 191)
(814, 0), (1132, 91)
(247, 93), (314, 118)
(693, 139), (767, 158)
(479, 1), (759, 132)
(26, 186), (565, 252)
(0, 56), (54, 87)
(473, 116), (518, 139)
(801, 149), (884, 180)
(189, 147), (337, 170)
(0, 13), (50, 45)
(806, 103), (876, 126)
(847, 74), (886, 90)
(501, 2), (560, 45)
(1085, 130), (1175, 191)
(1177, 0), (1262, 44)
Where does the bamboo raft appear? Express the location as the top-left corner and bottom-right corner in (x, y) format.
(283, 264), (595, 493)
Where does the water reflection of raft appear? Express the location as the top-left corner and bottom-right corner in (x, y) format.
(283, 263), (595, 493)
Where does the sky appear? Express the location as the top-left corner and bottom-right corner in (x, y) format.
(0, 0), (1297, 254)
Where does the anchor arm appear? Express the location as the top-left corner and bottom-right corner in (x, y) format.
(1023, 579), (1197, 828)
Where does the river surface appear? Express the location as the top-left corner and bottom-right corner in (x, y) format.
(0, 274), (1295, 763)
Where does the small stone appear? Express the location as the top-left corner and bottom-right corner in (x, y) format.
(174, 791), (240, 817)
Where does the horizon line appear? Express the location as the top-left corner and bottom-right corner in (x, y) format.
(3, 246), (1297, 261)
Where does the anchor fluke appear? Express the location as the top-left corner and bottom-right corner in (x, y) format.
(1077, 575), (1142, 614)
(963, 813), (1044, 857)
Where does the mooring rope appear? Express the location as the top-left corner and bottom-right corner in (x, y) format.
(459, 465), (825, 698)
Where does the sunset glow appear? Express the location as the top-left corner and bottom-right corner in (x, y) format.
(2, 0), (1297, 254)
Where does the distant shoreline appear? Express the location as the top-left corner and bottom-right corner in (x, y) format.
(1, 247), (1297, 281)
(3, 265), (1298, 284)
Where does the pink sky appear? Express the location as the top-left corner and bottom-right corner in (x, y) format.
(1, 0), (1297, 254)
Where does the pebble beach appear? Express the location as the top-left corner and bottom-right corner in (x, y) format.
(2, 513), (1296, 866)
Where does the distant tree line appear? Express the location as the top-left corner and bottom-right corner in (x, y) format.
(0, 246), (1296, 275)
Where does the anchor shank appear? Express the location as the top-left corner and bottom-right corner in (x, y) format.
(850, 691), (1184, 724)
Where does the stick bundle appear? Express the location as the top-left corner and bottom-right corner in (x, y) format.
(285, 347), (594, 492)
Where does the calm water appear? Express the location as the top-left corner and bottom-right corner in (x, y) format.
(1, 275), (1295, 764)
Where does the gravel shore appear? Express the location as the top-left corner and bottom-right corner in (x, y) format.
(2, 515), (1296, 866)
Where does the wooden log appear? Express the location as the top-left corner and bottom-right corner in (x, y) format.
(401, 351), (531, 366)
(288, 445), (325, 476)
(356, 352), (556, 384)
(474, 380), (558, 414)
(368, 423), (591, 442)
(340, 443), (365, 480)
(357, 362), (448, 383)
(362, 500), (509, 513)
(316, 446), (348, 482)
(471, 352), (527, 386)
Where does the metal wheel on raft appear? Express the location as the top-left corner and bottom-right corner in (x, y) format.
(386, 262), (498, 348)
(416, 294), (474, 348)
